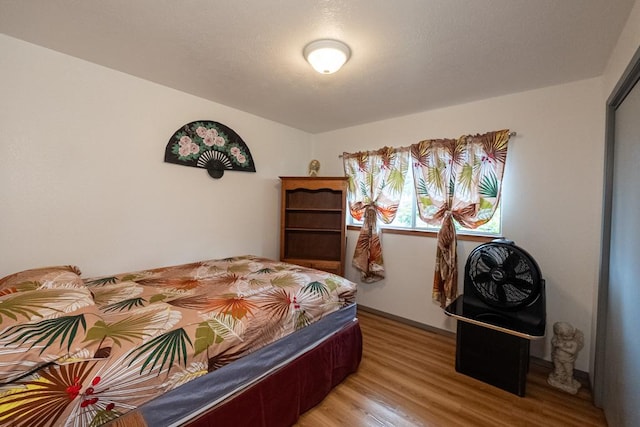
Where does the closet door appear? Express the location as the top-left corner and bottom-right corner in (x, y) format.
(597, 65), (640, 426)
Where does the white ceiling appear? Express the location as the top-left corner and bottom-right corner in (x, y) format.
(0, 0), (635, 133)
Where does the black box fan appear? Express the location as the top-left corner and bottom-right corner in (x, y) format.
(445, 239), (546, 396)
(462, 239), (545, 336)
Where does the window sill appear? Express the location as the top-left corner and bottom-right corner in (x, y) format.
(346, 225), (500, 243)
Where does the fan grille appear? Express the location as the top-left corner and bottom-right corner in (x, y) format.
(465, 242), (542, 310)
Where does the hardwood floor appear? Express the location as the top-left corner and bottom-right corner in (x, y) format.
(296, 310), (607, 427)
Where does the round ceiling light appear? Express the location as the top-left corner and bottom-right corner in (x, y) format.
(303, 39), (351, 74)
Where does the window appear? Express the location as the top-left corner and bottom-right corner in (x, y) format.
(348, 165), (502, 236)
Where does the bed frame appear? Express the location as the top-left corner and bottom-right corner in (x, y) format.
(188, 320), (362, 426)
(112, 320), (362, 426)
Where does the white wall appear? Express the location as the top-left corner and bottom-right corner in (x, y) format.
(311, 78), (605, 371)
(602, 0), (640, 97)
(0, 34), (312, 278)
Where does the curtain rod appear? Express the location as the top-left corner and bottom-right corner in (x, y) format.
(338, 131), (517, 158)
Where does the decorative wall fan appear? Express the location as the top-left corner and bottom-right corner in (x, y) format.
(164, 120), (256, 179)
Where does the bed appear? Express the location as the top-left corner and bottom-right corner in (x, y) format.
(0, 255), (362, 426)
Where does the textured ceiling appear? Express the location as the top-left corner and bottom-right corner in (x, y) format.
(0, 0), (635, 133)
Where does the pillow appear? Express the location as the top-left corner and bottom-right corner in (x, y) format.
(0, 265), (84, 295)
(0, 265), (105, 384)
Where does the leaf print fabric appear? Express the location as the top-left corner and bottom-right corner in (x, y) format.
(343, 147), (410, 282)
(0, 285), (103, 384)
(0, 256), (357, 426)
(411, 129), (510, 307)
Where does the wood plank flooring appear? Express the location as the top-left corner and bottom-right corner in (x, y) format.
(296, 309), (607, 426)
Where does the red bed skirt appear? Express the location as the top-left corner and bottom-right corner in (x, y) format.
(186, 319), (363, 427)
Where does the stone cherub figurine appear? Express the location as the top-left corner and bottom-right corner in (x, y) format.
(547, 321), (584, 394)
(308, 159), (320, 176)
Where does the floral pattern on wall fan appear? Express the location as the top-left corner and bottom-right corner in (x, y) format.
(411, 129), (511, 307)
(164, 120), (256, 179)
(343, 147), (409, 282)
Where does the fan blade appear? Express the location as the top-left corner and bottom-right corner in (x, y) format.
(495, 283), (507, 303)
(509, 278), (535, 292)
(501, 251), (520, 275)
(479, 251), (499, 270)
(473, 272), (493, 284)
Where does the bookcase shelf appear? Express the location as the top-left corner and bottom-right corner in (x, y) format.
(279, 177), (347, 276)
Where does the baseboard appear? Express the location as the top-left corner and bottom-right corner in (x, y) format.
(357, 304), (455, 338)
(529, 356), (590, 387)
(357, 304), (591, 387)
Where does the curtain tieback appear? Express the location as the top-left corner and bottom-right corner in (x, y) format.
(364, 205), (377, 224)
(364, 204), (377, 235)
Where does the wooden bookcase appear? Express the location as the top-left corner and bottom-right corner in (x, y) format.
(279, 176), (347, 276)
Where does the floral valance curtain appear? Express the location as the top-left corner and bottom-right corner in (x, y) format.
(411, 129), (511, 307)
(343, 147), (409, 283)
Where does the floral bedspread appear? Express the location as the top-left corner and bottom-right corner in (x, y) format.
(0, 256), (356, 426)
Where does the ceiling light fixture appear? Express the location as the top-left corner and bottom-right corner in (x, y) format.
(303, 39), (351, 74)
